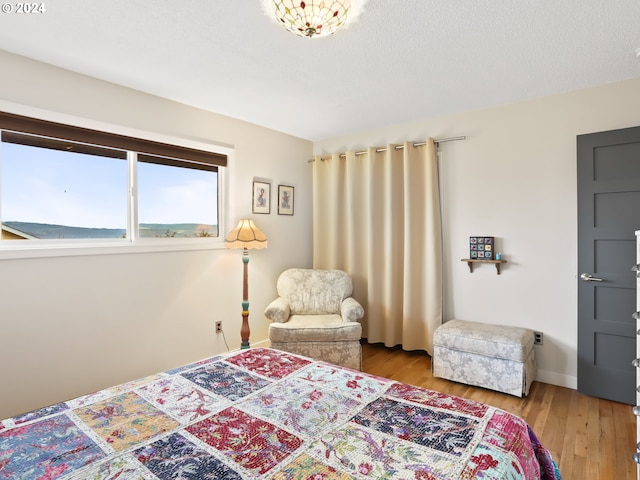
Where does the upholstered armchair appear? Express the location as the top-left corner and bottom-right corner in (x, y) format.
(265, 268), (365, 370)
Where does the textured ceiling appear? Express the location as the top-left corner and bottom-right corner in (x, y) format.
(1, 1), (639, 141)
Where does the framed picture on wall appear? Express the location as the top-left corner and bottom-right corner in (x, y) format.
(278, 185), (295, 216)
(252, 181), (271, 214)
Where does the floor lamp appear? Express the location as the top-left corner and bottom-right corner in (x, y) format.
(225, 219), (268, 349)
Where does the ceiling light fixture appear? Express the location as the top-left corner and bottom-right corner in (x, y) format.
(262, 0), (367, 39)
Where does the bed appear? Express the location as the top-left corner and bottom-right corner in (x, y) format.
(0, 347), (561, 479)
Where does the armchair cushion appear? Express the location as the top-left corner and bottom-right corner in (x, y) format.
(275, 268), (355, 315)
(269, 315), (362, 343)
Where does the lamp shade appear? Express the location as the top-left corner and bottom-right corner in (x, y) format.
(262, 0), (367, 39)
(225, 219), (268, 249)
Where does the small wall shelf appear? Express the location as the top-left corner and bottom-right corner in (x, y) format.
(461, 258), (507, 275)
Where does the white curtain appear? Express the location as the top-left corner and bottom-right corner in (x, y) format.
(312, 139), (442, 353)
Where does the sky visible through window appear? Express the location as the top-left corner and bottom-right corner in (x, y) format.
(1, 142), (218, 233)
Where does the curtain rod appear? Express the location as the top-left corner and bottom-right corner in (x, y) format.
(308, 136), (466, 162)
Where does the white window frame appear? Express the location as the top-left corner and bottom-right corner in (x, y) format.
(0, 103), (233, 260)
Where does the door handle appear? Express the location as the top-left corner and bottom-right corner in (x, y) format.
(580, 273), (603, 282)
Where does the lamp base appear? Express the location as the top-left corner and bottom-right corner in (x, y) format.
(241, 308), (250, 349)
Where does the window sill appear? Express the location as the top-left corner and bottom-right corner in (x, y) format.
(0, 238), (226, 260)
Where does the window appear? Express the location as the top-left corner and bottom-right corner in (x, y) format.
(1, 132), (129, 239)
(0, 112), (227, 254)
(137, 154), (218, 238)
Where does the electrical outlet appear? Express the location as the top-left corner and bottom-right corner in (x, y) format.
(534, 331), (543, 345)
(215, 321), (222, 334)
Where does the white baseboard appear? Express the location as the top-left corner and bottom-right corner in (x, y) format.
(250, 339), (271, 349)
(536, 369), (577, 390)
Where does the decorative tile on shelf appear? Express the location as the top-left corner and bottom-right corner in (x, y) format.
(470, 236), (494, 259)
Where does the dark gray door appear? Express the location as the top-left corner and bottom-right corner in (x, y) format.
(577, 125), (640, 405)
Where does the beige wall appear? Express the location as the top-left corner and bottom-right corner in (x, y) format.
(315, 77), (640, 389)
(2, 47), (640, 418)
(0, 50), (313, 419)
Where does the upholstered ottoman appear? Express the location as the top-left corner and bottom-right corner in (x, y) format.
(432, 319), (536, 397)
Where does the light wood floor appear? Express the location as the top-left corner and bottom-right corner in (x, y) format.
(362, 342), (637, 480)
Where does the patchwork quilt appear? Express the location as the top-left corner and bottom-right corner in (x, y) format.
(0, 348), (561, 479)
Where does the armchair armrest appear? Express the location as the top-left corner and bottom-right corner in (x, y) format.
(341, 297), (364, 322)
(264, 297), (291, 323)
